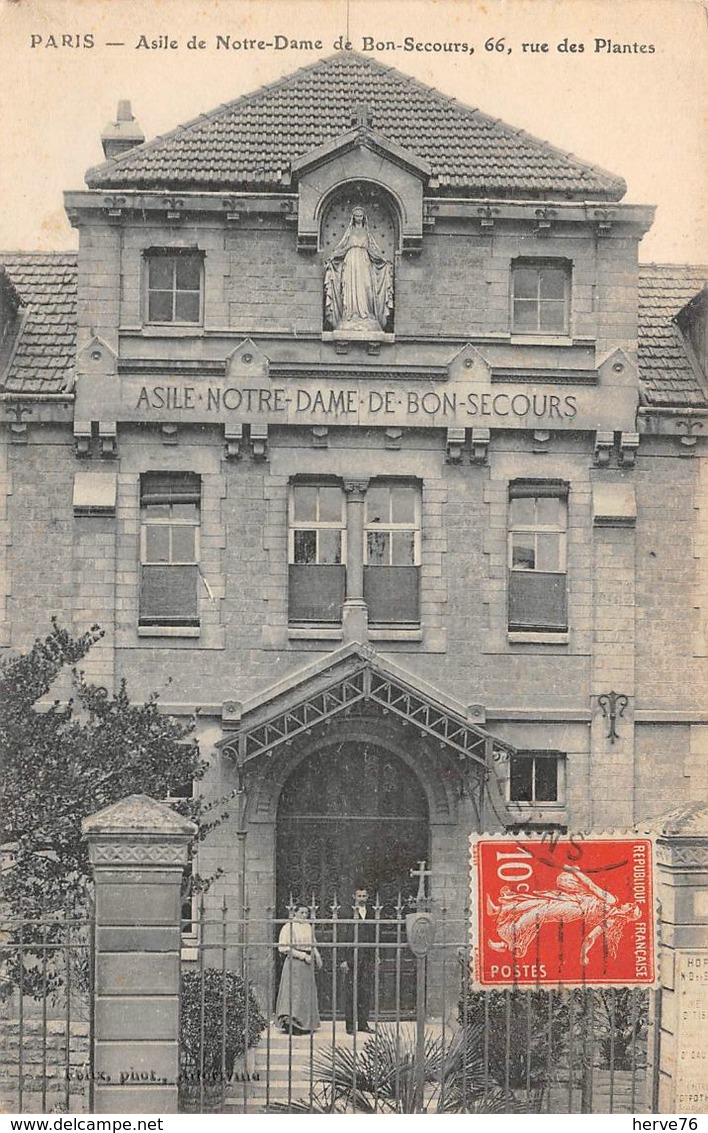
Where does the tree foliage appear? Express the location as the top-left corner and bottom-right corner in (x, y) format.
(0, 621), (207, 920)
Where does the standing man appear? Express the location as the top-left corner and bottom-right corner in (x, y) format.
(339, 887), (376, 1034)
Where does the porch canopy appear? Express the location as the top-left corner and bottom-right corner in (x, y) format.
(217, 644), (514, 788)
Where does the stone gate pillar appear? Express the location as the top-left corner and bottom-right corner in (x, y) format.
(83, 794), (197, 1113)
(652, 803), (708, 1114)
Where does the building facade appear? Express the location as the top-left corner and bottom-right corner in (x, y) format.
(1, 55), (706, 996)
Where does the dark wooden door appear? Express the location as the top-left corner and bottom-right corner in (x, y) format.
(276, 740), (429, 1017)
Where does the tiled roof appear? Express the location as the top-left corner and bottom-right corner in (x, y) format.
(86, 53), (626, 200)
(638, 264), (708, 407)
(0, 253), (77, 395)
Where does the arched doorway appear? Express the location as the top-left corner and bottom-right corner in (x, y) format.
(276, 737), (429, 1016)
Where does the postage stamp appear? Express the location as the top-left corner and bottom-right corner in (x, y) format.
(470, 834), (656, 988)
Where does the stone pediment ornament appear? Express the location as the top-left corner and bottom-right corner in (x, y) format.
(77, 335), (118, 377)
(447, 343), (493, 384)
(224, 338), (270, 379)
(290, 123), (431, 183)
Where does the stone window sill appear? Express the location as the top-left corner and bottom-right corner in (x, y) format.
(369, 626), (423, 642)
(138, 625), (201, 638)
(287, 625), (343, 642)
(507, 802), (567, 813)
(508, 631), (569, 645)
(120, 325), (204, 338)
(509, 334), (574, 347)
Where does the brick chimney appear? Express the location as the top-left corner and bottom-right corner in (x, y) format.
(101, 100), (145, 159)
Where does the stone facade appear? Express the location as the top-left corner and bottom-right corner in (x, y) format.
(1, 55), (706, 989)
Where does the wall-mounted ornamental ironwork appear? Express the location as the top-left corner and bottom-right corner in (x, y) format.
(598, 691), (629, 743)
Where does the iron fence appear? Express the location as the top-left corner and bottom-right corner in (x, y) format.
(0, 912), (94, 1114)
(179, 897), (656, 1114)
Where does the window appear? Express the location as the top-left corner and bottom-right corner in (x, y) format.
(145, 249), (203, 324)
(139, 473), (201, 627)
(288, 483), (346, 623)
(508, 482), (568, 632)
(364, 481), (421, 624)
(508, 751), (565, 805)
(511, 260), (570, 334)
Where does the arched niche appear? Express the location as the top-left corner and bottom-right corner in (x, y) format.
(320, 182), (398, 334)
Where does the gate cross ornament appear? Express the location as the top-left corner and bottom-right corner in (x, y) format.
(410, 859), (432, 910)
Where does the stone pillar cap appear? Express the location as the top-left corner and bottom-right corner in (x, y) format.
(654, 802), (708, 838)
(82, 793), (197, 838)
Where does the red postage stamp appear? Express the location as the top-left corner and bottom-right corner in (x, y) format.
(470, 835), (655, 988)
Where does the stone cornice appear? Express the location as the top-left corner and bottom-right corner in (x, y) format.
(63, 188), (655, 235)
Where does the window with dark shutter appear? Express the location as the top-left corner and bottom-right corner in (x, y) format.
(139, 472), (201, 627)
(364, 481), (421, 624)
(508, 481), (568, 632)
(288, 483), (345, 623)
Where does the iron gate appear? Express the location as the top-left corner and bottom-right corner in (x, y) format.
(0, 911), (94, 1113)
(179, 898), (657, 1114)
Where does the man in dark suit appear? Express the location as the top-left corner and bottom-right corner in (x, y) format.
(339, 887), (376, 1033)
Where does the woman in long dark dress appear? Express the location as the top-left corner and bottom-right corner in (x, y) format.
(275, 905), (322, 1034)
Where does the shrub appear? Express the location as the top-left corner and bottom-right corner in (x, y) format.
(179, 968), (266, 1093)
(458, 986), (569, 1102)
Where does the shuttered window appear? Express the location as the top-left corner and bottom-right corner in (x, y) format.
(288, 483), (345, 623)
(140, 473), (200, 626)
(508, 482), (568, 632)
(364, 482), (421, 624)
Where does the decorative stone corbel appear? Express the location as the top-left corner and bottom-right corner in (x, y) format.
(446, 427), (466, 464)
(470, 427), (490, 465)
(619, 432), (640, 466)
(311, 426), (329, 449)
(593, 430), (615, 466)
(532, 430), (551, 453)
(74, 420), (92, 457)
(675, 418), (704, 455)
(162, 197), (184, 222)
(7, 403), (31, 444)
(250, 424), (268, 461)
(222, 700), (242, 729)
(477, 204), (500, 230)
(534, 207), (557, 236)
(423, 201), (439, 229)
(222, 197), (241, 223)
(593, 208), (615, 236)
(161, 423), (178, 445)
(224, 423), (243, 460)
(98, 421), (117, 458)
(104, 195), (127, 221)
(467, 703), (486, 725)
(385, 427), (402, 450)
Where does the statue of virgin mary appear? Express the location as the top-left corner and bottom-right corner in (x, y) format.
(324, 207), (394, 333)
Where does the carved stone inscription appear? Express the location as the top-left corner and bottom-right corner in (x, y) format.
(675, 950), (708, 1112)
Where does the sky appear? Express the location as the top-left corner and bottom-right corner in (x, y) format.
(0, 0), (705, 264)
